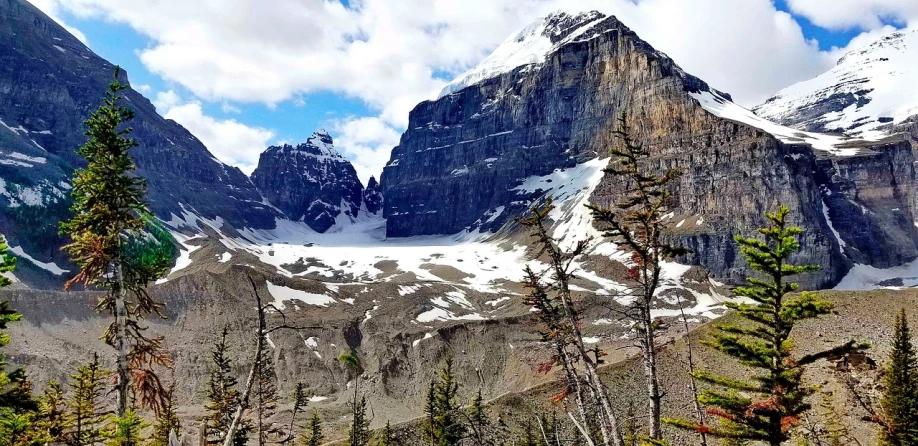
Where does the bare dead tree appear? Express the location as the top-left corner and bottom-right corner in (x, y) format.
(587, 112), (687, 440)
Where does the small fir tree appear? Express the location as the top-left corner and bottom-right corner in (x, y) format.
(203, 327), (249, 446)
(255, 334), (279, 446)
(0, 407), (37, 446)
(423, 358), (465, 446)
(666, 206), (866, 445)
(34, 381), (67, 444)
(283, 382), (309, 445)
(347, 395), (371, 446)
(106, 409), (147, 446)
(65, 353), (111, 446)
(0, 235), (14, 289)
(301, 410), (323, 446)
(468, 388), (489, 443)
(149, 382), (181, 446)
(377, 420), (395, 446)
(879, 309), (918, 445)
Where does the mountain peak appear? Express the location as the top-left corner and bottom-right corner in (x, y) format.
(438, 10), (610, 98)
(305, 129), (339, 157)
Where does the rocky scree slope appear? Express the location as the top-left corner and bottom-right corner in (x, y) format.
(251, 130), (367, 232)
(381, 10), (918, 289)
(0, 0), (285, 283)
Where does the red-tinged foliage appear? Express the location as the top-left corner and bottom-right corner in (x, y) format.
(551, 387), (571, 403)
(537, 360), (557, 375)
(626, 267), (640, 281)
(780, 415), (800, 432)
(707, 408), (736, 421)
(695, 424), (711, 434)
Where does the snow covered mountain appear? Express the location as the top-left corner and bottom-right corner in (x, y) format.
(251, 130), (367, 232)
(754, 28), (918, 137)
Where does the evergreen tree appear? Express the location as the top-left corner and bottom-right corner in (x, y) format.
(348, 395), (371, 446)
(300, 411), (323, 446)
(65, 353), (110, 446)
(0, 235), (14, 289)
(423, 358), (465, 446)
(203, 326), (249, 446)
(60, 67), (173, 417)
(283, 382), (309, 445)
(879, 309), (918, 445)
(34, 381), (67, 444)
(106, 409), (147, 446)
(149, 383), (181, 446)
(586, 112), (687, 440)
(468, 388), (491, 444)
(666, 206), (866, 445)
(255, 334), (279, 445)
(0, 407), (37, 446)
(517, 419), (538, 446)
(376, 420), (395, 446)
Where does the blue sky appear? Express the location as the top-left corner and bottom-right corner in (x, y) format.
(30, 0), (914, 183)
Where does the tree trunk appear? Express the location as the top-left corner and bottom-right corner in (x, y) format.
(224, 281), (266, 446)
(641, 304), (663, 440)
(678, 296), (708, 446)
(114, 262), (130, 418)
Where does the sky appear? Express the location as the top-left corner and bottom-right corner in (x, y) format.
(25, 0), (918, 184)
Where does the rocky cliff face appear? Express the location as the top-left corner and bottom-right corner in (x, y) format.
(0, 0), (282, 282)
(381, 11), (918, 288)
(363, 176), (383, 215)
(251, 130), (364, 232)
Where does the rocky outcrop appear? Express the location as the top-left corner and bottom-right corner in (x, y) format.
(251, 130), (364, 232)
(0, 0), (282, 283)
(380, 11), (918, 288)
(363, 176), (383, 215)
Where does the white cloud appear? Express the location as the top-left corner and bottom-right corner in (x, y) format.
(330, 116), (402, 184)
(221, 102), (242, 114)
(40, 0), (909, 178)
(153, 91), (274, 173)
(786, 0), (918, 30)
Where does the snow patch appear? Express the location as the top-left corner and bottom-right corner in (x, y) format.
(9, 246), (69, 275)
(266, 281), (336, 309)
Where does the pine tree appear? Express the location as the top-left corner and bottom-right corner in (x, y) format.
(203, 326), (249, 446)
(586, 112), (687, 441)
(0, 235), (15, 289)
(106, 409), (147, 446)
(149, 383), (181, 446)
(60, 67), (173, 417)
(255, 333), (279, 446)
(65, 353), (111, 446)
(665, 206), (866, 445)
(879, 309), (918, 445)
(422, 358), (465, 446)
(0, 407), (37, 446)
(300, 410), (323, 446)
(348, 395), (371, 446)
(283, 382), (309, 445)
(34, 381), (67, 444)
(376, 420), (395, 446)
(468, 388), (489, 443)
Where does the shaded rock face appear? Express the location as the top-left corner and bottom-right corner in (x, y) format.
(0, 0), (281, 281)
(380, 10), (917, 288)
(816, 141), (918, 268)
(363, 176), (383, 215)
(251, 130), (364, 232)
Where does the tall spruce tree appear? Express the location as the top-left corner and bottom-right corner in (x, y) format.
(348, 395), (371, 446)
(301, 410), (323, 446)
(283, 382), (309, 445)
(65, 353), (110, 446)
(666, 206), (866, 445)
(879, 309), (918, 445)
(0, 235), (14, 289)
(255, 333), (279, 446)
(423, 358), (465, 446)
(203, 326), (249, 446)
(60, 67), (172, 417)
(586, 112), (687, 440)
